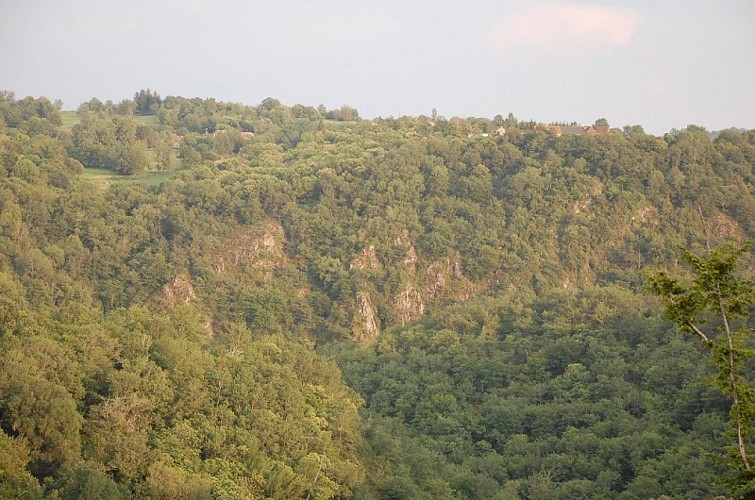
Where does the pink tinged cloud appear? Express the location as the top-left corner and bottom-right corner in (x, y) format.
(492, 2), (641, 52)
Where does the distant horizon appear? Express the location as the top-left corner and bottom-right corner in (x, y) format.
(3, 0), (753, 136)
(24, 89), (746, 137)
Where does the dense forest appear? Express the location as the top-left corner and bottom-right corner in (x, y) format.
(0, 89), (753, 498)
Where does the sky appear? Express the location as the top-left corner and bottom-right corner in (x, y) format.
(1, 0), (754, 135)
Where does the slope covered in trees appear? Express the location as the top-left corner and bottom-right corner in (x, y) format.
(0, 91), (753, 497)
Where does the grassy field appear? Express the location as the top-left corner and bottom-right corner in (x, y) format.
(81, 167), (179, 189)
(63, 110), (177, 188)
(60, 111), (80, 130)
(133, 114), (159, 126)
(59, 112), (159, 131)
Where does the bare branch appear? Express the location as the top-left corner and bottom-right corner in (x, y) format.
(686, 321), (710, 343)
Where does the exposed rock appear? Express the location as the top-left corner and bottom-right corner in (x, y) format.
(202, 316), (215, 338)
(425, 252), (473, 301)
(711, 213), (745, 240)
(572, 183), (603, 214)
(402, 245), (418, 274)
(159, 275), (197, 306)
(155, 274), (215, 338)
(212, 221), (286, 279)
(572, 199), (591, 214)
(394, 230), (417, 274)
(394, 229), (411, 247)
(450, 252), (464, 277)
(353, 291), (380, 341)
(350, 245), (380, 270)
(426, 264), (448, 299)
(581, 260), (597, 286)
(394, 283), (425, 326)
(631, 204), (657, 224)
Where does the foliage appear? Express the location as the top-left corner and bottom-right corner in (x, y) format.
(329, 289), (732, 498)
(0, 92), (753, 496)
(134, 89), (161, 116)
(647, 241), (755, 494)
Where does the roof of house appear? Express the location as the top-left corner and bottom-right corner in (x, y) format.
(594, 125), (610, 135)
(560, 125), (585, 135)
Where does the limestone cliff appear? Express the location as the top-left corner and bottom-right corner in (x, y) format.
(424, 252), (474, 303)
(158, 274), (197, 306)
(394, 283), (425, 327)
(350, 245), (380, 270)
(353, 291), (380, 340)
(211, 220), (286, 280)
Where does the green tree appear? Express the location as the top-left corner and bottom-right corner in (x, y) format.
(134, 89), (161, 115)
(0, 431), (42, 498)
(48, 463), (130, 499)
(647, 241), (755, 493)
(115, 141), (148, 175)
(153, 131), (174, 171)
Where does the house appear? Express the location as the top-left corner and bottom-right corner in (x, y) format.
(491, 126), (506, 135)
(171, 133), (183, 149)
(593, 125), (610, 135)
(240, 131), (254, 140)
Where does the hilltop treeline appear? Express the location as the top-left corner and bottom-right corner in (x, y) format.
(0, 90), (753, 498)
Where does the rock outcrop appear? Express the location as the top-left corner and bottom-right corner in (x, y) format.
(212, 221), (286, 279)
(353, 291), (380, 341)
(350, 245), (380, 270)
(425, 252), (473, 302)
(154, 274), (215, 337)
(394, 230), (417, 274)
(159, 275), (197, 306)
(394, 283), (425, 326)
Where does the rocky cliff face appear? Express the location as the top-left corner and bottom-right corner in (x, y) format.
(154, 274), (214, 337)
(155, 221), (291, 339)
(211, 221), (286, 279)
(349, 229), (479, 339)
(158, 275), (197, 306)
(394, 283), (425, 327)
(394, 230), (418, 274)
(353, 291), (380, 340)
(711, 212), (746, 240)
(424, 252), (473, 302)
(350, 245), (380, 270)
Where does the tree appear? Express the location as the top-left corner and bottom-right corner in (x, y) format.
(0, 431), (43, 498)
(134, 89), (161, 115)
(325, 105), (359, 121)
(647, 241), (755, 493)
(594, 118), (609, 128)
(48, 463), (129, 499)
(114, 141), (148, 175)
(153, 131), (174, 171)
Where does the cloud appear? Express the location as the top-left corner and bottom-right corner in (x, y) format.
(492, 2), (640, 53)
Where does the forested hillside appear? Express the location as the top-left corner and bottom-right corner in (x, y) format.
(0, 90), (753, 498)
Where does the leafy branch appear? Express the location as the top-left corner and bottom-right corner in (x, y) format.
(647, 241), (755, 492)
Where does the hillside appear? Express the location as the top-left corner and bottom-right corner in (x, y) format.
(0, 92), (753, 498)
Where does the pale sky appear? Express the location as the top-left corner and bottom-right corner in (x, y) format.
(2, 0), (753, 134)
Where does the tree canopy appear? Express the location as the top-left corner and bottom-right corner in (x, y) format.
(0, 91), (753, 497)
